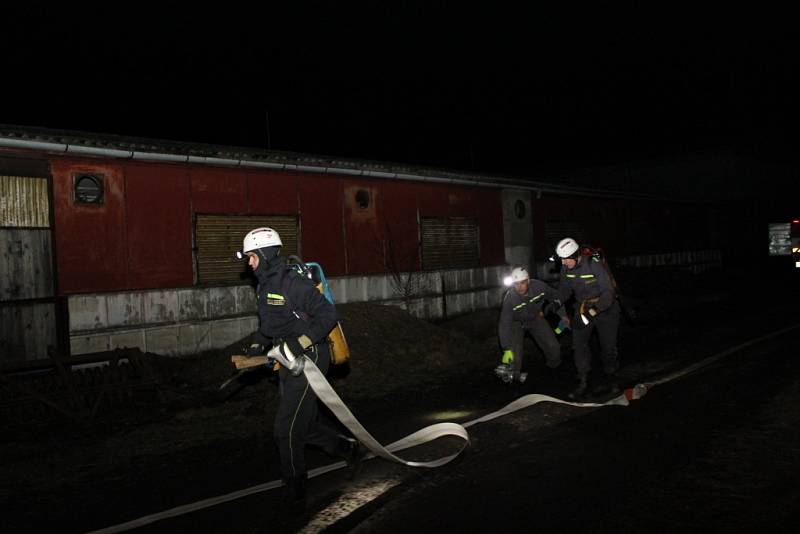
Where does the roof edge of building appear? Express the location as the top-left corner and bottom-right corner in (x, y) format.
(0, 124), (671, 201)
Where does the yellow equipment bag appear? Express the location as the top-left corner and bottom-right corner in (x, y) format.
(314, 282), (350, 365)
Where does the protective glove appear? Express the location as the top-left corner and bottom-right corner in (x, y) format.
(543, 299), (563, 316)
(501, 349), (514, 364)
(578, 300), (600, 326)
(267, 341), (306, 376)
(554, 318), (571, 335)
(284, 335), (313, 358)
(581, 305), (599, 325)
(245, 343), (265, 356)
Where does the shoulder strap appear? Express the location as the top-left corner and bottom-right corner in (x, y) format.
(281, 267), (310, 322)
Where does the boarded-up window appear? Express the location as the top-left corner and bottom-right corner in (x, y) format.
(420, 217), (480, 270)
(545, 219), (585, 250)
(194, 214), (299, 284)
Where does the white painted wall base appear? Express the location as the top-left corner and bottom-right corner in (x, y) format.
(68, 265), (509, 358)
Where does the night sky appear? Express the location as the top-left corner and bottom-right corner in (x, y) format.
(3, 4), (799, 198)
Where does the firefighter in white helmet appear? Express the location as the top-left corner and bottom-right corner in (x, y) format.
(496, 266), (567, 384)
(555, 237), (620, 399)
(237, 227), (364, 510)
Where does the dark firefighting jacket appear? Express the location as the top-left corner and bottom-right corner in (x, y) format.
(558, 255), (617, 315)
(254, 257), (338, 350)
(498, 279), (565, 350)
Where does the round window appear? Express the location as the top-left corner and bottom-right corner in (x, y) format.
(74, 174), (104, 204)
(355, 189), (370, 209)
(513, 199), (526, 219)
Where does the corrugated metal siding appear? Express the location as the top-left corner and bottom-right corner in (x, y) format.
(420, 217), (480, 270)
(51, 160), (128, 293)
(380, 180), (422, 272)
(125, 164), (193, 289)
(195, 214), (299, 284)
(478, 189), (505, 265)
(297, 174), (346, 275)
(0, 175), (49, 227)
(343, 182), (384, 274)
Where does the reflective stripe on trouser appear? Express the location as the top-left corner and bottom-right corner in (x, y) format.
(274, 343), (341, 480)
(571, 301), (620, 379)
(510, 314), (563, 379)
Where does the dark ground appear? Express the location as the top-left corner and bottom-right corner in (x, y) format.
(1, 265), (799, 533)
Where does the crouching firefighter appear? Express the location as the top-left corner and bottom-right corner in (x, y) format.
(237, 227), (364, 510)
(555, 237), (621, 399)
(496, 266), (567, 384)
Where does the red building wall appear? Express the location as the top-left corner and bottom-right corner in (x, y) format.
(379, 180), (422, 273)
(125, 163), (193, 289)
(298, 174), (346, 275)
(477, 188), (505, 266)
(51, 159), (128, 293)
(247, 170), (299, 215)
(191, 166), (248, 214)
(50, 157), (507, 294)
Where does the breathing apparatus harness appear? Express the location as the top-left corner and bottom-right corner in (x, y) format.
(560, 245), (635, 327)
(275, 255), (350, 369)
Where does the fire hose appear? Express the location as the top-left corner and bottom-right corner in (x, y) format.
(86, 322), (800, 534)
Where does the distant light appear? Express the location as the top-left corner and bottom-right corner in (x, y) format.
(503, 276), (513, 286)
(793, 219), (800, 224)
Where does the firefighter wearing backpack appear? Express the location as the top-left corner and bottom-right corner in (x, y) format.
(237, 227), (364, 511)
(555, 237), (620, 399)
(496, 266), (567, 384)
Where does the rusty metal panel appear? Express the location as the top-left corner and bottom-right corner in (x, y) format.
(416, 182), (450, 217)
(0, 175), (49, 228)
(343, 181), (384, 274)
(247, 170), (298, 214)
(380, 180), (421, 272)
(0, 301), (57, 362)
(125, 164), (193, 289)
(297, 174), (345, 275)
(190, 167), (248, 214)
(477, 188), (505, 266)
(0, 228), (54, 300)
(195, 214), (299, 284)
(420, 217), (480, 270)
(51, 159), (128, 294)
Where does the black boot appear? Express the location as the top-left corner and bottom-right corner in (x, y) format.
(337, 437), (367, 480)
(281, 475), (307, 512)
(551, 366), (569, 385)
(568, 376), (588, 400)
(592, 373), (621, 395)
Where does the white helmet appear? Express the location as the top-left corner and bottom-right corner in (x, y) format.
(503, 266), (529, 286)
(236, 227), (282, 259)
(556, 237), (580, 259)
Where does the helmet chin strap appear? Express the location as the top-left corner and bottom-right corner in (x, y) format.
(256, 246), (280, 264)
